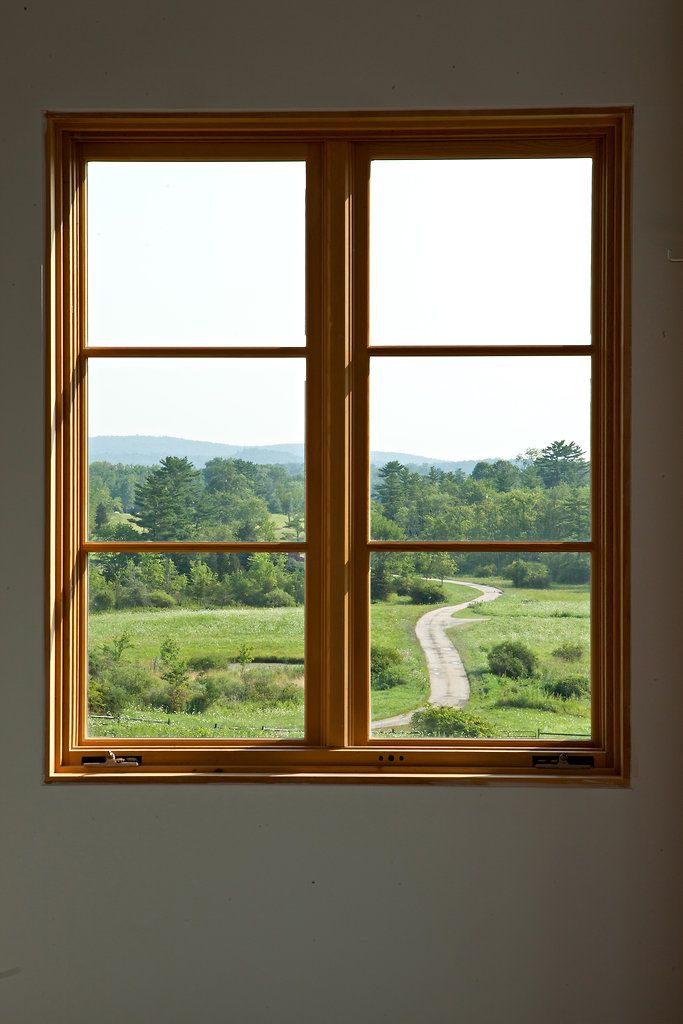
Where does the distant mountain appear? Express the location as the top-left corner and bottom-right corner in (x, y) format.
(88, 435), (490, 475)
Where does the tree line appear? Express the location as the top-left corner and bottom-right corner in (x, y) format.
(88, 439), (589, 613)
(89, 456), (305, 612)
(371, 441), (590, 599)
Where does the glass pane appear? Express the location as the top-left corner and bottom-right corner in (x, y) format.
(370, 552), (591, 740)
(370, 158), (592, 346)
(88, 359), (305, 542)
(370, 356), (590, 541)
(87, 162), (305, 346)
(87, 553), (305, 739)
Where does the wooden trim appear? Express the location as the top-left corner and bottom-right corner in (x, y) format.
(303, 146), (324, 745)
(367, 541), (593, 553)
(83, 346), (307, 358)
(47, 108), (631, 139)
(46, 109), (630, 783)
(83, 541), (307, 553)
(368, 345), (593, 357)
(349, 146), (371, 746)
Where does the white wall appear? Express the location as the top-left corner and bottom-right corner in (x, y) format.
(1, 2), (682, 1021)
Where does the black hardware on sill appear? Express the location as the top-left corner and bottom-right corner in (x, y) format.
(532, 752), (594, 769)
(81, 751), (142, 766)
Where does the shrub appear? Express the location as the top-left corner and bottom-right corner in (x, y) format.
(147, 589), (176, 608)
(405, 577), (446, 604)
(507, 560), (550, 589)
(412, 707), (495, 738)
(552, 643), (584, 662)
(487, 641), (537, 678)
(187, 653), (223, 672)
(89, 682), (128, 717)
(494, 685), (556, 711)
(472, 563), (497, 578)
(89, 662), (154, 716)
(262, 587), (296, 608)
(543, 675), (590, 700)
(370, 645), (407, 690)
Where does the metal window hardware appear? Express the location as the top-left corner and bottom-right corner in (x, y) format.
(532, 752), (594, 769)
(81, 751), (142, 766)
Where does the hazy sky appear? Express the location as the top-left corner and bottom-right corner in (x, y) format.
(88, 158), (592, 460)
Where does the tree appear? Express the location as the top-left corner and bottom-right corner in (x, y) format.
(536, 440), (588, 488)
(134, 456), (203, 540)
(94, 501), (110, 530)
(158, 637), (191, 712)
(375, 461), (409, 521)
(188, 559), (219, 603)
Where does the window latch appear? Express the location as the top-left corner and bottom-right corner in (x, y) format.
(81, 751), (142, 766)
(532, 752), (594, 769)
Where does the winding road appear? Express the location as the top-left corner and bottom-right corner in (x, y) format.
(372, 580), (502, 730)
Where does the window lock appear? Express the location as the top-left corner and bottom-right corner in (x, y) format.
(81, 751), (142, 766)
(532, 753), (594, 769)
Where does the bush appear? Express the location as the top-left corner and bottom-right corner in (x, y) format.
(89, 662), (154, 716)
(89, 682), (128, 717)
(552, 643), (584, 662)
(370, 645), (407, 690)
(507, 560), (550, 589)
(261, 587), (296, 608)
(412, 707), (495, 738)
(494, 685), (556, 711)
(487, 641), (537, 678)
(472, 563), (497, 578)
(147, 589), (176, 608)
(543, 675), (590, 700)
(405, 577), (446, 604)
(187, 653), (223, 671)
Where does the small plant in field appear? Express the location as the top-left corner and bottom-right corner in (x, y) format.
(487, 641), (537, 679)
(411, 707), (495, 738)
(552, 643), (584, 661)
(100, 630), (133, 663)
(159, 636), (191, 712)
(543, 675), (590, 701)
(236, 643), (255, 679)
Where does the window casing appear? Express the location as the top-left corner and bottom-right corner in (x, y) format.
(46, 110), (630, 782)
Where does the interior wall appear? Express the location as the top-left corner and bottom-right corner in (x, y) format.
(1, 2), (682, 1021)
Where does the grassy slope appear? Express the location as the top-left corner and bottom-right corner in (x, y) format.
(88, 606), (305, 664)
(449, 578), (591, 738)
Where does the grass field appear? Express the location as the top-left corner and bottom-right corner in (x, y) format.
(87, 576), (591, 740)
(449, 578), (591, 738)
(88, 605), (305, 664)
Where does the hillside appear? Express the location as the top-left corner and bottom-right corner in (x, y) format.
(89, 435), (488, 474)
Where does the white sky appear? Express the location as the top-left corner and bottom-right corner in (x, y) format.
(88, 158), (592, 460)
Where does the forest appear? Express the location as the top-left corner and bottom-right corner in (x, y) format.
(89, 439), (589, 614)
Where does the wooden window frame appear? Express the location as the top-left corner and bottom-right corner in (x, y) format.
(45, 109), (630, 783)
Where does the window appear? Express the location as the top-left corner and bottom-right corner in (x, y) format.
(46, 110), (630, 782)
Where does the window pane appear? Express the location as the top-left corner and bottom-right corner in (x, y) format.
(370, 158), (592, 346)
(370, 552), (591, 740)
(88, 358), (306, 542)
(370, 356), (591, 541)
(87, 162), (305, 346)
(87, 553), (305, 739)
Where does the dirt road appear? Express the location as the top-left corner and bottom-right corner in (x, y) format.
(372, 580), (501, 730)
